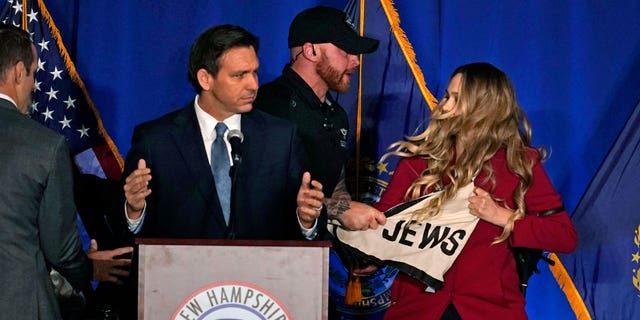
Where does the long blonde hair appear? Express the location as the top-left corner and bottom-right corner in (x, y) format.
(383, 62), (544, 243)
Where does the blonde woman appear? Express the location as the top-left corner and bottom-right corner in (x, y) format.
(376, 63), (577, 319)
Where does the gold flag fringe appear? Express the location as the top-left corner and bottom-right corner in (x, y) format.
(34, 0), (124, 170)
(345, 273), (363, 305)
(380, 0), (438, 110)
(548, 253), (592, 320)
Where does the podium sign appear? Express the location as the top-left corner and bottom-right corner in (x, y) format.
(137, 239), (331, 320)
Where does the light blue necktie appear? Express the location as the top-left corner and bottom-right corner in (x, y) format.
(212, 122), (231, 225)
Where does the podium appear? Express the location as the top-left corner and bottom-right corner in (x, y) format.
(136, 238), (331, 319)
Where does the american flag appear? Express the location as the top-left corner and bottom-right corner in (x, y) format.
(1, 0), (122, 180)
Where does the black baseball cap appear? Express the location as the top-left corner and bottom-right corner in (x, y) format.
(288, 6), (379, 55)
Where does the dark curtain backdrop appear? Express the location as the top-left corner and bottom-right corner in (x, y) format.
(39, 1), (640, 319)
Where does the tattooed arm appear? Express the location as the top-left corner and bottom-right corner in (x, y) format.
(326, 169), (386, 230)
(325, 172), (352, 219)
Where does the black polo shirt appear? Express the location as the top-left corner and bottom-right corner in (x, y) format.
(254, 65), (349, 197)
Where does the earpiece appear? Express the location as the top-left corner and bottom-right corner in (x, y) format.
(311, 45), (317, 56)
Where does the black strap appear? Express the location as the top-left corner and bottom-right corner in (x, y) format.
(514, 205), (565, 295)
(538, 206), (565, 217)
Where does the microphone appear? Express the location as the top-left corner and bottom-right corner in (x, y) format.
(227, 129), (244, 166)
(226, 129), (243, 239)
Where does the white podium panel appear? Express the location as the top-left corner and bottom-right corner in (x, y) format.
(137, 239), (330, 320)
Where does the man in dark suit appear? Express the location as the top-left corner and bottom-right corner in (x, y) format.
(0, 24), (132, 319)
(122, 24), (325, 240)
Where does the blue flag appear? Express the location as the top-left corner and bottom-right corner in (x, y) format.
(329, 1), (436, 318)
(1, 0), (122, 180)
(556, 100), (640, 319)
(342, 0), (435, 203)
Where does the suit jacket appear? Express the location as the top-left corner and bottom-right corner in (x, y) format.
(0, 98), (92, 319)
(376, 149), (578, 320)
(122, 103), (308, 240)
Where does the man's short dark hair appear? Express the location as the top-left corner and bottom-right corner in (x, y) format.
(188, 24), (259, 93)
(0, 24), (35, 84)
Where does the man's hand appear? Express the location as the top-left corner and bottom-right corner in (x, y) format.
(337, 201), (386, 231)
(296, 172), (324, 229)
(123, 159), (152, 219)
(87, 239), (133, 283)
(324, 176), (385, 231)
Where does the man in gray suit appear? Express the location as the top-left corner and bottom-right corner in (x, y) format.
(0, 24), (133, 319)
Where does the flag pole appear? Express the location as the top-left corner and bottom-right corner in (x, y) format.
(354, 0), (366, 200)
(21, 0), (27, 30)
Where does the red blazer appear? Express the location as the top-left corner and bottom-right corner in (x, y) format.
(376, 149), (577, 320)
